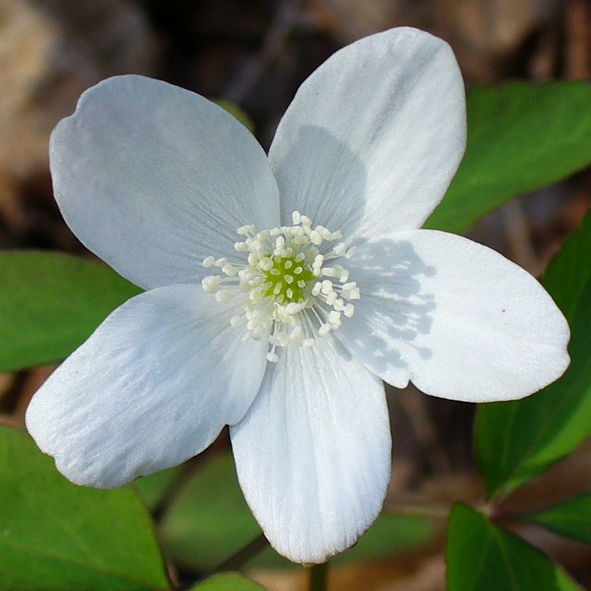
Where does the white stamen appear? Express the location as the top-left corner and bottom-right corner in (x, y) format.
(334, 243), (347, 257)
(231, 315), (245, 327)
(200, 211), (360, 361)
(286, 302), (306, 315)
(259, 257), (273, 271)
(321, 280), (333, 295)
(290, 326), (304, 345)
(237, 224), (256, 235)
(215, 290), (234, 303)
(328, 311), (341, 327)
(202, 276), (221, 293)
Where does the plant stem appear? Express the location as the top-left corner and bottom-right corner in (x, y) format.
(309, 561), (329, 591)
(382, 500), (451, 519)
(177, 534), (269, 590)
(210, 533), (268, 573)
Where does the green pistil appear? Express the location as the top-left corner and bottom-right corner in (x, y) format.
(263, 255), (315, 304)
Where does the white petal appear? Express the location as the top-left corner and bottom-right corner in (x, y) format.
(339, 230), (570, 402)
(51, 75), (280, 289)
(26, 286), (268, 488)
(230, 338), (391, 564)
(269, 27), (465, 237)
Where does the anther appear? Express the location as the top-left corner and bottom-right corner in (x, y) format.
(286, 302), (306, 315)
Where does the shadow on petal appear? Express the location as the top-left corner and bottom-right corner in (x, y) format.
(276, 124), (368, 239)
(342, 237), (438, 376)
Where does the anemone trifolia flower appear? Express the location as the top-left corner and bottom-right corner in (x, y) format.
(26, 27), (570, 564)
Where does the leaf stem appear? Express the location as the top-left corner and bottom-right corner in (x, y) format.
(177, 534), (269, 590)
(210, 532), (269, 573)
(382, 500), (451, 519)
(309, 561), (329, 591)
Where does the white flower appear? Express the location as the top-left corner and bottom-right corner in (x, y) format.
(26, 27), (570, 564)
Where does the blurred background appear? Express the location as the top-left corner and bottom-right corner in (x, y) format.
(1, 1), (590, 589)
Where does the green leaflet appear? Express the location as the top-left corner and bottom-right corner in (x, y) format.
(0, 251), (141, 372)
(426, 82), (591, 233)
(0, 427), (169, 590)
(476, 213), (591, 499)
(519, 493), (591, 545)
(446, 504), (582, 591)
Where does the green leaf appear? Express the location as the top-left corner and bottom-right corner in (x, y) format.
(446, 503), (582, 591)
(0, 251), (141, 372)
(519, 494), (591, 544)
(160, 455), (261, 571)
(540, 214), (591, 325)
(134, 466), (183, 511)
(189, 573), (267, 591)
(0, 426), (169, 590)
(476, 212), (591, 499)
(160, 454), (437, 571)
(426, 82), (591, 233)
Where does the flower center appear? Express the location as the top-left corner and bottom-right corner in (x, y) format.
(201, 211), (360, 362)
(262, 255), (316, 304)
